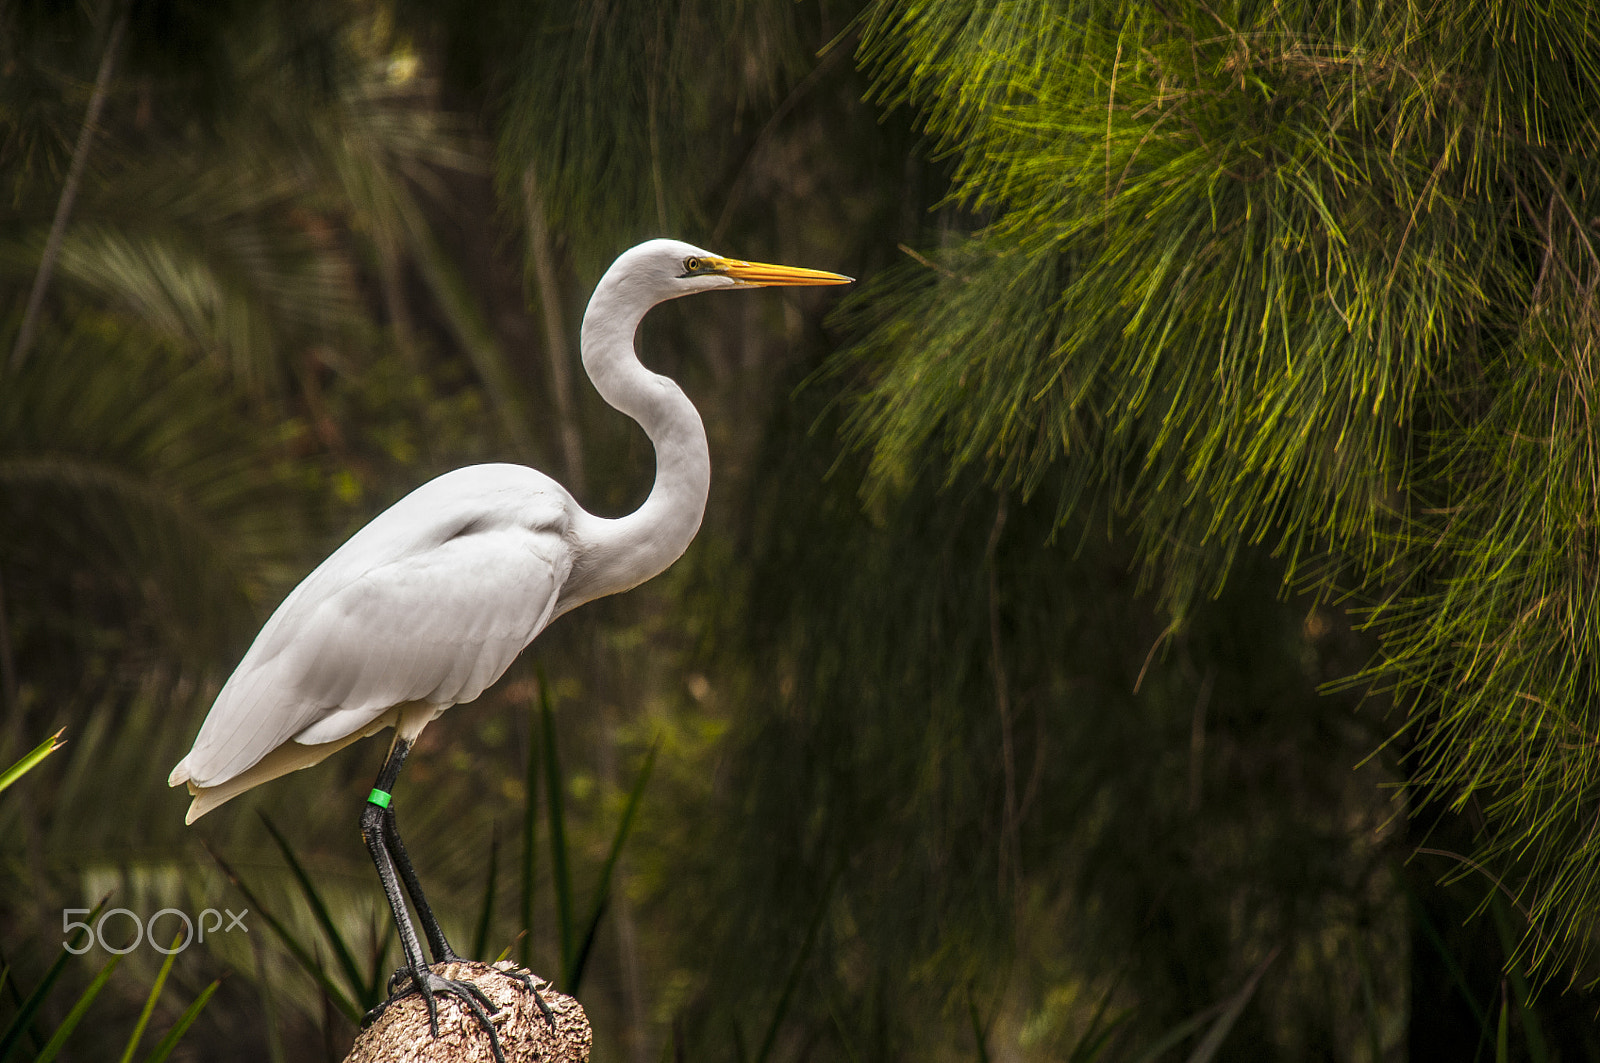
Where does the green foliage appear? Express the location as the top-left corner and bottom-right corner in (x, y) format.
(260, 813), (393, 1018)
(0, 319), (310, 675)
(0, 901), (107, 1063)
(18, 0), (1593, 1058)
(202, 686), (657, 1043)
(562, 722), (658, 992)
(3, 941), (222, 1063)
(208, 833), (384, 1022)
(490, 2), (816, 265)
(0, 3), (539, 1056)
(0, 844), (217, 1063)
(118, 929), (222, 1063)
(536, 683), (658, 995)
(0, 731), (61, 799)
(844, 0), (1600, 980)
(673, 364), (1402, 1057)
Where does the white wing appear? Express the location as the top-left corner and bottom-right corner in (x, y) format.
(173, 465), (574, 789)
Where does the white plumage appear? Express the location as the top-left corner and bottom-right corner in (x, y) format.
(169, 239), (850, 824)
(169, 467), (570, 819)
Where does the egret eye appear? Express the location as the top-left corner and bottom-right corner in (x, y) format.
(684, 257), (701, 272)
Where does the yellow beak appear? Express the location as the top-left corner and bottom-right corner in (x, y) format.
(713, 257), (853, 287)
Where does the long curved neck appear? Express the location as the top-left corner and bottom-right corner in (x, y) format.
(558, 274), (711, 612)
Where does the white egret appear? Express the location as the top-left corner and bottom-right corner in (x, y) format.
(169, 239), (850, 1060)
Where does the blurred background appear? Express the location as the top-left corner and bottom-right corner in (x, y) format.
(5, 1), (1600, 1060)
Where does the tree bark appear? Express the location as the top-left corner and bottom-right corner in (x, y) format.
(344, 962), (590, 1063)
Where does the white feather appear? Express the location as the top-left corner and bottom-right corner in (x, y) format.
(169, 239), (847, 822)
(172, 464), (571, 791)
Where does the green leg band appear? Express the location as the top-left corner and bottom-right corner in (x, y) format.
(367, 788), (393, 809)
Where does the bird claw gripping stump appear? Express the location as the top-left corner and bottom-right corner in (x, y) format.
(349, 961), (587, 1063)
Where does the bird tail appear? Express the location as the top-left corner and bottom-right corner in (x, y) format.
(171, 723), (385, 823)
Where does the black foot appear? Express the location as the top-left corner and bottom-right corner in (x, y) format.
(362, 966), (506, 1063)
(485, 962), (558, 1031)
(432, 950), (557, 1033)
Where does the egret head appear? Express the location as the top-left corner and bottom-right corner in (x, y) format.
(605, 238), (852, 306)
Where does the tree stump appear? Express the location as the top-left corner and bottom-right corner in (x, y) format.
(344, 962), (590, 1063)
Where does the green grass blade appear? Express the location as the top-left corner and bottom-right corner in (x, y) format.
(33, 953), (121, 1063)
(139, 979), (220, 1063)
(754, 866), (839, 1063)
(0, 967), (44, 1063)
(366, 913), (395, 1005)
(1121, 949), (1279, 1063)
(204, 842), (362, 1023)
(1068, 975), (1133, 1063)
(1352, 941), (1384, 1063)
(1402, 871), (1488, 1029)
(568, 736), (659, 991)
(396, 194), (538, 460)
(0, 729), (64, 797)
(1124, 1009), (1219, 1063)
(0, 897), (105, 1063)
(1183, 948), (1277, 1063)
(116, 932), (182, 1063)
(567, 897), (607, 995)
(1496, 991), (1510, 1063)
(1489, 896), (1551, 1063)
(473, 826), (500, 960)
(1066, 1015), (1130, 1063)
(671, 1019), (689, 1063)
(520, 694), (540, 970)
(252, 934), (286, 1063)
(540, 685), (575, 985)
(258, 812), (368, 1004)
(827, 1003), (863, 1063)
(966, 986), (991, 1063)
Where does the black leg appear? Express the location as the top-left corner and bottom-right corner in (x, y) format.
(360, 738), (429, 976)
(383, 805), (461, 964)
(360, 736), (507, 1062)
(385, 804), (559, 1029)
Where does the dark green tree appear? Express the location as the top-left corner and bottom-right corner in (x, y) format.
(0, 3), (523, 1055)
(16, 0), (1597, 1059)
(841, 0), (1600, 1005)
